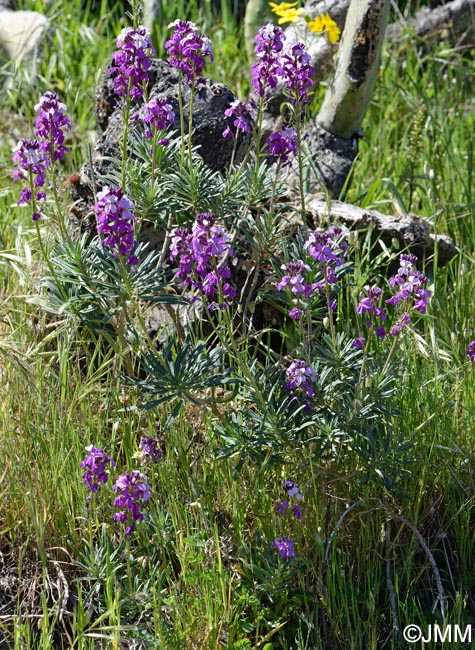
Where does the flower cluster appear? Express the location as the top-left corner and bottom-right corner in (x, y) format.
(356, 285), (387, 339)
(277, 259), (315, 319)
(304, 226), (348, 290)
(269, 1), (303, 24)
(94, 186), (138, 265)
(109, 26), (155, 101)
(285, 359), (316, 406)
(275, 480), (303, 520)
(139, 97), (175, 139)
(13, 91), (71, 220)
(272, 536), (296, 559)
(113, 470), (152, 535)
(306, 13), (341, 42)
(81, 446), (116, 493)
(467, 341), (475, 363)
(266, 126), (298, 167)
(170, 213), (236, 309)
(222, 99), (255, 139)
(165, 20), (213, 84)
(138, 436), (165, 463)
(385, 254), (431, 336)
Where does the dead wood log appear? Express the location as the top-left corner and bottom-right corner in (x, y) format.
(305, 196), (456, 266)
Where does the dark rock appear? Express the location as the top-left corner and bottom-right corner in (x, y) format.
(72, 58), (252, 225)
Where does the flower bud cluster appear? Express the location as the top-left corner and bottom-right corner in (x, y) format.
(165, 20), (213, 84)
(109, 26), (155, 100)
(94, 186), (138, 266)
(170, 213), (236, 309)
(113, 470), (152, 535)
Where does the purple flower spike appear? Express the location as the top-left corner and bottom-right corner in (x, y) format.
(94, 186), (138, 265)
(266, 127), (298, 167)
(165, 20), (213, 84)
(81, 445), (115, 493)
(277, 41), (315, 109)
(113, 470), (151, 535)
(272, 536), (296, 559)
(277, 260), (313, 296)
(109, 26), (155, 101)
(34, 91), (71, 161)
(251, 24), (286, 98)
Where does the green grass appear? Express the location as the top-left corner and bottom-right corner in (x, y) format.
(1, 0), (475, 648)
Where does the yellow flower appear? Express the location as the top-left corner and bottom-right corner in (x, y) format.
(307, 12), (341, 42)
(269, 1), (304, 24)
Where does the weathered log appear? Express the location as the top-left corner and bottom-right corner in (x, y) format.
(305, 196), (456, 267)
(387, 0), (475, 44)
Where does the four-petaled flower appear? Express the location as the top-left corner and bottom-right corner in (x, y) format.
(81, 446), (116, 494)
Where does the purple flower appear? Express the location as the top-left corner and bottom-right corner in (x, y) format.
(170, 213), (236, 308)
(292, 505), (302, 520)
(109, 26), (155, 100)
(304, 226), (348, 289)
(289, 307), (303, 320)
(222, 99), (255, 139)
(139, 437), (164, 463)
(34, 91), (71, 161)
(275, 499), (289, 515)
(385, 254), (431, 334)
(285, 359), (316, 401)
(276, 41), (314, 109)
(165, 20), (213, 84)
(352, 337), (366, 349)
(277, 260), (313, 296)
(272, 536), (296, 559)
(113, 470), (151, 535)
(357, 285), (387, 332)
(12, 139), (48, 219)
(81, 446), (115, 493)
(140, 97), (175, 138)
(250, 24), (286, 98)
(94, 186), (138, 265)
(467, 341), (475, 362)
(266, 127), (298, 167)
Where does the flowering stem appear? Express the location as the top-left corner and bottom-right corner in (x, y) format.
(294, 107), (307, 224)
(177, 74), (186, 161)
(188, 84), (195, 166)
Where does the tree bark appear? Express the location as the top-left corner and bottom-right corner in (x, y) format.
(317, 0), (391, 138)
